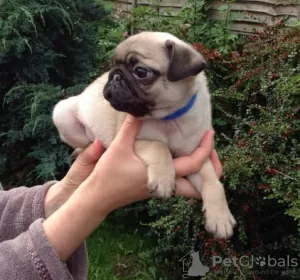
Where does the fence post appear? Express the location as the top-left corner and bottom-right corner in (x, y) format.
(131, 0), (137, 35)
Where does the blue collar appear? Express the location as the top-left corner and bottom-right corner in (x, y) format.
(161, 95), (197, 120)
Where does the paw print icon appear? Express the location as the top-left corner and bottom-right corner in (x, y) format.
(256, 256), (267, 267)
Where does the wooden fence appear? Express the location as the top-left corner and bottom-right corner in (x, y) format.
(115, 0), (300, 34)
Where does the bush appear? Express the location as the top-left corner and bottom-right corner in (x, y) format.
(0, 0), (112, 187)
(145, 22), (300, 279)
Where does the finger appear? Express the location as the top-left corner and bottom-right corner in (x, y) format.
(174, 130), (214, 177)
(114, 114), (142, 146)
(210, 149), (223, 179)
(175, 178), (201, 199)
(137, 178), (201, 201)
(75, 139), (104, 167)
(139, 178), (201, 200)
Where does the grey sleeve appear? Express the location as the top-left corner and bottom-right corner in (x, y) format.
(0, 181), (56, 241)
(0, 183), (88, 279)
(0, 218), (88, 280)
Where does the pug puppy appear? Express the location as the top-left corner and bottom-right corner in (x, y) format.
(52, 32), (236, 239)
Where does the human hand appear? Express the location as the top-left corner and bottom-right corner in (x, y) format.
(44, 115), (222, 218)
(44, 141), (104, 218)
(43, 115), (222, 261)
(79, 115), (222, 216)
(174, 141), (222, 198)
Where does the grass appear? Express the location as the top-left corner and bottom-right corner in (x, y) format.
(86, 221), (159, 280)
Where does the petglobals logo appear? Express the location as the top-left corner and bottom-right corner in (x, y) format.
(212, 255), (298, 268)
(180, 251), (298, 278)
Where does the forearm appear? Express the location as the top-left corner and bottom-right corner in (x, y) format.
(43, 176), (108, 261)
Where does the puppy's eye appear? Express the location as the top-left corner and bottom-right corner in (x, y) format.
(134, 67), (148, 78)
(133, 67), (155, 85)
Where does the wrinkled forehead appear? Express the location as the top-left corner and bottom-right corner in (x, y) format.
(113, 37), (168, 72)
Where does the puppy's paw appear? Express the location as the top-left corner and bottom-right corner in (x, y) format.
(203, 200), (236, 239)
(147, 166), (176, 199)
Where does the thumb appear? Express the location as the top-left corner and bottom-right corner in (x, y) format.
(114, 114), (142, 147)
(75, 139), (104, 167)
(64, 140), (104, 188)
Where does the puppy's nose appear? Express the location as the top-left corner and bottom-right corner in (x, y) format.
(112, 73), (121, 82)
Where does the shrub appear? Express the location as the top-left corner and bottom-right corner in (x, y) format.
(0, 0), (111, 187)
(145, 22), (300, 279)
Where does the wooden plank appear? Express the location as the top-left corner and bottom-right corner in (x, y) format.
(117, 0), (185, 8)
(150, 6), (181, 15)
(136, 0), (185, 6)
(114, 0), (300, 34)
(118, 0), (300, 7)
(209, 9), (298, 24)
(230, 22), (264, 33)
(117, 0), (182, 14)
(211, 1), (300, 17)
(115, 0), (132, 11)
(118, 0), (300, 16)
(233, 0), (300, 5)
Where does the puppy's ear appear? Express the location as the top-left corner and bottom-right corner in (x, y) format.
(165, 40), (206, 81)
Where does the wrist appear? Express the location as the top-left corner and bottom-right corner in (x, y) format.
(75, 174), (112, 217)
(43, 179), (107, 261)
(44, 180), (75, 218)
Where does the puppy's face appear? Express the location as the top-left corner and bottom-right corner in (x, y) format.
(103, 32), (206, 118)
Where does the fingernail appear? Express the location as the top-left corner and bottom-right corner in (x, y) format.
(93, 139), (101, 150)
(126, 114), (137, 124)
